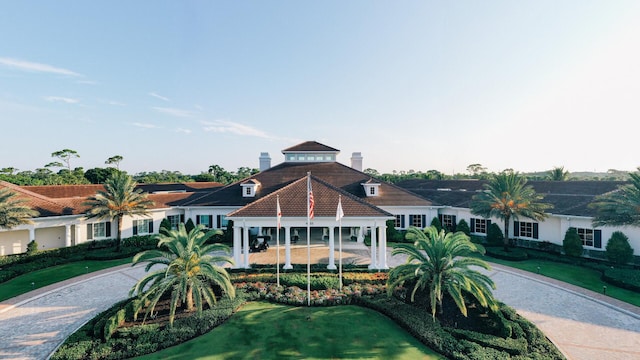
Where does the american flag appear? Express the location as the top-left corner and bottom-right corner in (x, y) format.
(308, 176), (314, 220)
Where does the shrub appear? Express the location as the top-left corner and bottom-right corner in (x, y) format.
(159, 218), (172, 233)
(485, 247), (528, 261)
(606, 231), (634, 265)
(430, 217), (443, 232)
(563, 227), (583, 257)
(184, 218), (196, 233)
(602, 267), (640, 292)
(26, 240), (39, 255)
(486, 223), (504, 246)
(456, 219), (471, 236)
(386, 220), (405, 242)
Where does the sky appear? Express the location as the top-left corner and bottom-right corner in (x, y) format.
(1, 1), (639, 176)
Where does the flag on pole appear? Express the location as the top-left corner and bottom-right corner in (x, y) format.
(277, 196), (282, 230)
(336, 196), (344, 221)
(308, 178), (315, 220)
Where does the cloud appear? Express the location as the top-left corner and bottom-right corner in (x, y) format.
(176, 128), (192, 134)
(152, 107), (194, 118)
(149, 92), (170, 102)
(0, 57), (80, 76)
(201, 120), (271, 139)
(132, 122), (160, 129)
(44, 96), (80, 104)
(101, 99), (126, 106)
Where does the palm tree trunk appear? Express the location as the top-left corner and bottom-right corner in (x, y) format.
(186, 286), (194, 312)
(503, 216), (510, 252)
(116, 215), (123, 252)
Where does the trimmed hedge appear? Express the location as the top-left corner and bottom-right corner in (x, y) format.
(485, 246), (529, 261)
(603, 267), (640, 292)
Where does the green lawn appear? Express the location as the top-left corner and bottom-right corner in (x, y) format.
(0, 258), (131, 302)
(134, 301), (444, 360)
(484, 256), (640, 307)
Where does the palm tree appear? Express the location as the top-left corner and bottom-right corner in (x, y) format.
(547, 166), (569, 181)
(129, 223), (235, 326)
(590, 169), (640, 227)
(470, 172), (552, 250)
(387, 226), (498, 319)
(83, 172), (154, 251)
(0, 188), (39, 229)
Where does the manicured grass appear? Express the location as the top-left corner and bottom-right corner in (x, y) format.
(134, 301), (444, 360)
(0, 258), (131, 302)
(484, 256), (640, 307)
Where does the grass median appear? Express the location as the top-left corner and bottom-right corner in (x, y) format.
(0, 258), (132, 302)
(133, 301), (444, 360)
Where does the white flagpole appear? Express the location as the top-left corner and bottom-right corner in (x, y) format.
(307, 172), (311, 306)
(276, 195), (281, 287)
(337, 195), (344, 290)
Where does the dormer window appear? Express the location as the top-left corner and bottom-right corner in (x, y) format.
(362, 179), (381, 197)
(241, 179), (261, 197)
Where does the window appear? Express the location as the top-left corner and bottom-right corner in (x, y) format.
(514, 221), (539, 239)
(438, 214), (457, 232)
(369, 187), (376, 195)
(133, 219), (154, 235)
(167, 215), (182, 230)
(217, 215), (229, 229)
(410, 214), (424, 228)
(470, 218), (490, 234)
(87, 221), (111, 240)
(394, 215), (405, 228)
(197, 215), (213, 228)
(575, 228), (602, 248)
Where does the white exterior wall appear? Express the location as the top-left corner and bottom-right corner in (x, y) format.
(0, 229), (29, 255)
(34, 227), (65, 251)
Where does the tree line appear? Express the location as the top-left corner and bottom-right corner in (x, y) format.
(0, 148), (631, 186)
(0, 149), (259, 186)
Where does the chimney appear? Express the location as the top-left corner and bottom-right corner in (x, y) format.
(351, 152), (363, 172)
(259, 152), (271, 171)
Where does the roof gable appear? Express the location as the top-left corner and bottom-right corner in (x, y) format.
(282, 141), (340, 153)
(227, 175), (392, 218)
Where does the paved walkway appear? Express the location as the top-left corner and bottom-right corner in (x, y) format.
(0, 244), (639, 360)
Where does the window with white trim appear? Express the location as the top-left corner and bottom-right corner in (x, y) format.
(167, 215), (181, 230)
(470, 218), (489, 234)
(439, 214), (456, 232)
(514, 221), (539, 239)
(197, 215), (213, 228)
(87, 221), (111, 240)
(133, 219), (153, 235)
(575, 227), (602, 248)
(394, 215), (404, 228)
(410, 214), (423, 228)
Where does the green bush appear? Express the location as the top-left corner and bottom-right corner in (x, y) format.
(563, 227), (583, 257)
(486, 223), (504, 246)
(602, 267), (640, 292)
(485, 247), (528, 261)
(430, 217), (443, 232)
(386, 220), (406, 242)
(26, 240), (39, 255)
(606, 231), (634, 265)
(456, 219), (471, 236)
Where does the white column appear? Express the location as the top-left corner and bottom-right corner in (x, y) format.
(29, 227), (35, 243)
(65, 224), (72, 247)
(243, 226), (250, 269)
(368, 224), (378, 269)
(233, 225), (242, 268)
(327, 226), (336, 270)
(284, 226), (293, 269)
(378, 223), (388, 269)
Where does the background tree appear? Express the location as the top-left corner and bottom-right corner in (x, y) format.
(387, 226), (498, 319)
(84, 172), (154, 251)
(84, 167), (118, 184)
(130, 223), (235, 326)
(547, 166), (569, 181)
(363, 168), (380, 177)
(466, 163), (488, 178)
(562, 227), (583, 257)
(605, 231), (634, 265)
(470, 172), (552, 250)
(591, 169), (640, 227)
(51, 149), (79, 171)
(105, 155), (123, 170)
(0, 188), (39, 229)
